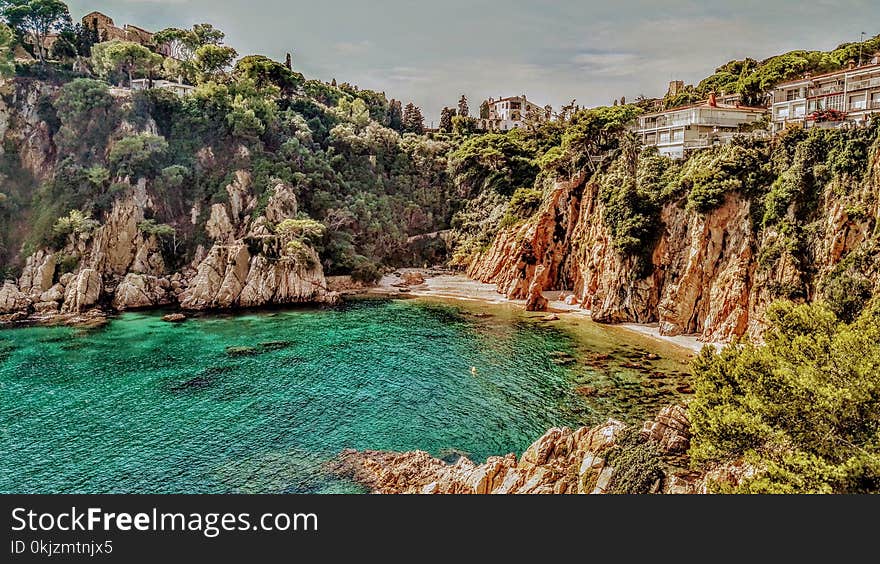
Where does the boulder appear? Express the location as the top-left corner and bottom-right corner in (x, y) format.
(61, 269), (102, 313)
(641, 405), (691, 454)
(18, 250), (55, 297)
(0, 282), (30, 314)
(525, 266), (549, 312)
(40, 283), (65, 303)
(162, 313), (187, 323)
(113, 273), (169, 310)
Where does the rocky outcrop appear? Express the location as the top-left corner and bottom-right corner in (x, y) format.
(18, 250), (56, 298)
(467, 157), (880, 343)
(180, 242), (327, 310)
(113, 273), (171, 310)
(336, 419), (626, 495)
(61, 269), (102, 313)
(335, 405), (748, 495)
(89, 186), (164, 277)
(467, 175), (584, 299)
(0, 282), (30, 314)
(640, 404), (691, 454)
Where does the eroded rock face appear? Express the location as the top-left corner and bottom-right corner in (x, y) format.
(467, 166), (880, 343)
(89, 190), (163, 277)
(61, 269), (102, 313)
(640, 405), (691, 455)
(19, 250), (56, 298)
(335, 419), (627, 495)
(113, 273), (170, 310)
(0, 282), (30, 314)
(334, 404), (749, 495)
(180, 243), (327, 310)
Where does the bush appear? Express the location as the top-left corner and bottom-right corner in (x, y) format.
(689, 300), (880, 493)
(350, 260), (382, 284)
(500, 187), (543, 227)
(822, 272), (873, 323)
(605, 427), (664, 494)
(109, 134), (169, 179)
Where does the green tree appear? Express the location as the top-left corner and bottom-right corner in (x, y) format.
(451, 115), (478, 136)
(689, 300), (880, 493)
(0, 22), (14, 76)
(108, 133), (169, 179)
(233, 55), (303, 94)
(479, 100), (490, 119)
(0, 0), (71, 63)
(438, 106), (454, 133)
(192, 43), (237, 83)
(387, 99), (403, 132)
(458, 94), (469, 118)
(91, 40), (161, 86)
(402, 102), (424, 135)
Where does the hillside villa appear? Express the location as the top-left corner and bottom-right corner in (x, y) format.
(770, 54), (880, 132)
(479, 95), (552, 131)
(633, 93), (766, 159)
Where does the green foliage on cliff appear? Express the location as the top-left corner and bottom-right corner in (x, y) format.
(605, 427), (664, 494)
(694, 34), (880, 105)
(689, 300), (880, 493)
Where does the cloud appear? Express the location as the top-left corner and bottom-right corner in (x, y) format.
(333, 40), (372, 56)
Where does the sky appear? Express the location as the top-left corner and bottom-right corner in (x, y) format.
(67, 0), (880, 124)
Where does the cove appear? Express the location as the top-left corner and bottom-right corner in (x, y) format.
(0, 298), (691, 493)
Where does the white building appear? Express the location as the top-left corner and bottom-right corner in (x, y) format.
(634, 94), (766, 159)
(130, 79), (196, 97)
(479, 95), (551, 131)
(770, 55), (880, 132)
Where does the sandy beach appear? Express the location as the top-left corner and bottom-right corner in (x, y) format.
(372, 271), (714, 354)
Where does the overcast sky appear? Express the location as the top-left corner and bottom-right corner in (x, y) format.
(67, 1), (879, 124)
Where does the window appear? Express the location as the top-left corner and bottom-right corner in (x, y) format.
(777, 107), (790, 119)
(786, 89), (799, 101)
(794, 104), (805, 117)
(849, 95), (866, 110)
(871, 92), (880, 108)
(826, 94), (844, 111)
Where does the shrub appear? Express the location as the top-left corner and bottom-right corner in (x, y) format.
(109, 134), (169, 179)
(350, 260), (382, 284)
(605, 427), (664, 494)
(689, 300), (880, 493)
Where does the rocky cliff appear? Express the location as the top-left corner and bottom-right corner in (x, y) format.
(465, 133), (880, 343)
(0, 81), (332, 325)
(335, 404), (751, 494)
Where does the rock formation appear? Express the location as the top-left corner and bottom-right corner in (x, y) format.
(467, 155), (880, 343)
(334, 405), (742, 495)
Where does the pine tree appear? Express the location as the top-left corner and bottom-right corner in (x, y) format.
(388, 99), (404, 132)
(402, 102), (425, 134)
(458, 95), (469, 118)
(439, 107), (454, 133)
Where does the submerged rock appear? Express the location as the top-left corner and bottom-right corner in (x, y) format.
(162, 313), (187, 323)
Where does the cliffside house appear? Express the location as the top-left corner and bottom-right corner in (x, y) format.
(130, 79), (196, 97)
(633, 93), (766, 159)
(479, 95), (552, 131)
(770, 55), (880, 132)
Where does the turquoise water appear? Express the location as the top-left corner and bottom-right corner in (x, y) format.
(0, 298), (687, 493)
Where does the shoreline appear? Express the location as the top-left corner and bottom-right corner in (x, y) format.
(2, 269), (718, 354)
(370, 271), (714, 354)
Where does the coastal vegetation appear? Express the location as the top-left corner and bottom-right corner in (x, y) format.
(1, 2), (880, 493)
